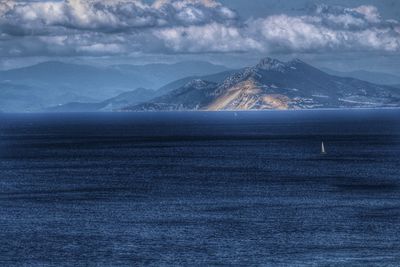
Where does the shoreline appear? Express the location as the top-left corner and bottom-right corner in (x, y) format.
(2, 107), (400, 115)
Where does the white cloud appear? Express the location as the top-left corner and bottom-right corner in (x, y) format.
(248, 11), (400, 53)
(1, 0), (237, 33)
(0, 1), (399, 57)
(156, 4), (400, 54)
(156, 23), (262, 53)
(352, 5), (380, 23)
(77, 43), (125, 54)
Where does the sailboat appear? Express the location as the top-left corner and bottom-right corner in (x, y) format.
(321, 141), (327, 154)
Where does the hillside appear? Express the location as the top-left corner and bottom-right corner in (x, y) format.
(124, 58), (400, 111)
(0, 61), (228, 112)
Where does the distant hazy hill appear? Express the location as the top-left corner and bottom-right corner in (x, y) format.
(112, 61), (230, 89)
(0, 82), (48, 112)
(322, 68), (400, 86)
(47, 88), (156, 112)
(0, 61), (149, 100)
(124, 58), (400, 111)
(0, 82), (93, 112)
(0, 61), (228, 112)
(48, 70), (236, 112)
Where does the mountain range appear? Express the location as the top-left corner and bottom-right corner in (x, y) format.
(1, 57), (400, 112)
(123, 58), (400, 111)
(0, 61), (229, 112)
(48, 70), (240, 112)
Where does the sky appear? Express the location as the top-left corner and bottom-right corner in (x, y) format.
(0, 0), (400, 74)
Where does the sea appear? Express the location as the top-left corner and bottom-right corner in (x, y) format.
(0, 109), (399, 266)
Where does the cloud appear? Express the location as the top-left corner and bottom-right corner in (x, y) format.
(249, 12), (400, 53)
(0, 0), (237, 33)
(155, 23), (262, 53)
(0, 1), (399, 58)
(154, 4), (400, 54)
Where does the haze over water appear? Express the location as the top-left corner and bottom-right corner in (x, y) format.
(0, 109), (400, 266)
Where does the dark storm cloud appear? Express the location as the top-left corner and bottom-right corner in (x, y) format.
(0, 0), (399, 57)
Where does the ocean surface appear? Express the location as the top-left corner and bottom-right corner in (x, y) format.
(0, 109), (400, 266)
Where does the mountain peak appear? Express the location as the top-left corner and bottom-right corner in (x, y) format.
(256, 57), (286, 71)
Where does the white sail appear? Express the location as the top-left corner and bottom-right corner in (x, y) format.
(321, 142), (326, 154)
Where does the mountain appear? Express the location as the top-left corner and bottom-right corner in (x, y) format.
(0, 61), (228, 112)
(48, 88), (156, 112)
(322, 68), (400, 86)
(129, 80), (219, 111)
(0, 82), (94, 112)
(0, 82), (48, 112)
(112, 61), (230, 89)
(0, 61), (149, 100)
(157, 69), (238, 95)
(123, 58), (400, 111)
(46, 70), (236, 112)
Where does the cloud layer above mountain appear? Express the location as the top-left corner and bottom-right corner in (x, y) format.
(0, 0), (399, 57)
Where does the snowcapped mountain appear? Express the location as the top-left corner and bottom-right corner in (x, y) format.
(124, 57), (400, 111)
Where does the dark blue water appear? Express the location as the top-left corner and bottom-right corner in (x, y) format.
(0, 110), (400, 266)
